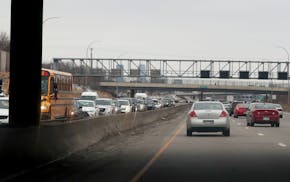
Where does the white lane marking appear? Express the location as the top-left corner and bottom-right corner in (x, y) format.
(257, 133), (264, 136)
(278, 142), (287, 147)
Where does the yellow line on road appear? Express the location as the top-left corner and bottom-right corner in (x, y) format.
(130, 123), (186, 182)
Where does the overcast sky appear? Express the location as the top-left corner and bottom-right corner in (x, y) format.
(1, 0), (290, 63)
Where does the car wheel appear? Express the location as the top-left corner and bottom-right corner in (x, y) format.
(271, 123), (275, 127)
(280, 115), (283, 118)
(186, 128), (192, 136)
(250, 121), (255, 127)
(276, 122), (280, 127)
(223, 129), (230, 136)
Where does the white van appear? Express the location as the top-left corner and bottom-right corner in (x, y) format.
(134, 93), (148, 99)
(80, 91), (99, 101)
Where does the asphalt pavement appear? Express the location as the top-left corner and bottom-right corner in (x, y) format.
(5, 111), (290, 182)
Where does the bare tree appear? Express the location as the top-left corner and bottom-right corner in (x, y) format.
(0, 32), (10, 51)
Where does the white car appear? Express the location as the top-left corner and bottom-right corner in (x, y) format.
(95, 98), (116, 115)
(137, 99), (146, 111)
(186, 101), (230, 136)
(118, 99), (132, 113)
(273, 104), (283, 118)
(80, 91), (99, 101)
(152, 99), (162, 109)
(0, 97), (9, 124)
(77, 100), (99, 117)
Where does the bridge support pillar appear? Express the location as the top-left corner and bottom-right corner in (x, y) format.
(9, 0), (43, 127)
(130, 89), (135, 98)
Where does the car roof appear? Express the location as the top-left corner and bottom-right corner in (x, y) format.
(117, 99), (129, 101)
(96, 98), (112, 100)
(250, 102), (275, 105)
(195, 101), (222, 104)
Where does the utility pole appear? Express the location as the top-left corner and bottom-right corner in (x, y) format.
(10, 0), (43, 127)
(90, 47), (93, 70)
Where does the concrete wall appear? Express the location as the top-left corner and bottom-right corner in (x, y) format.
(0, 104), (189, 179)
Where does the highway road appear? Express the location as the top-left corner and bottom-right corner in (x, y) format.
(6, 110), (290, 182)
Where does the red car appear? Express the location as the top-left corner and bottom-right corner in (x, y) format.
(246, 103), (280, 127)
(233, 103), (249, 118)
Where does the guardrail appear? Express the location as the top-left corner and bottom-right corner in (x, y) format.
(0, 104), (190, 179)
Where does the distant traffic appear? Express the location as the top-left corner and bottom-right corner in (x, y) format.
(70, 91), (184, 120)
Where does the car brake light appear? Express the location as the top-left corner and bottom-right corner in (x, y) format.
(220, 111), (228, 117)
(189, 111), (197, 117)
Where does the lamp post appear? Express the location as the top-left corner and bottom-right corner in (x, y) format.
(84, 41), (101, 87)
(42, 17), (61, 67)
(86, 41), (101, 59)
(277, 46), (290, 62)
(277, 46), (290, 104)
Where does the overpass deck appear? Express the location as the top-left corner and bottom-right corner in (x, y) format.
(98, 82), (289, 95)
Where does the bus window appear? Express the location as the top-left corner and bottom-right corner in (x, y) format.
(53, 82), (58, 99)
(50, 77), (54, 95)
(41, 76), (49, 95)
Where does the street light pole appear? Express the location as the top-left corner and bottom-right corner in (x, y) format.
(42, 17), (61, 66)
(277, 46), (290, 62)
(86, 40), (101, 59)
(84, 41), (101, 88)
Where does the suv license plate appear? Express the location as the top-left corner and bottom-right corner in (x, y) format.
(263, 117), (269, 121)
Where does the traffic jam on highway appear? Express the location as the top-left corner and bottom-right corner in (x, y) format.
(70, 91), (183, 119)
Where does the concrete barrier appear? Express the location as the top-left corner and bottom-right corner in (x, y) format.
(0, 104), (190, 179)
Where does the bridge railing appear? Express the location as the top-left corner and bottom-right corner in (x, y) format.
(179, 78), (289, 88)
(120, 77), (289, 89)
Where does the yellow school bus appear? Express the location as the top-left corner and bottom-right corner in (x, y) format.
(41, 68), (79, 120)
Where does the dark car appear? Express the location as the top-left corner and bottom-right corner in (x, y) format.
(162, 98), (173, 107)
(145, 99), (155, 110)
(230, 101), (244, 116)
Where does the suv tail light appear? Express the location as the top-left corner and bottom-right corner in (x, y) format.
(189, 111), (197, 118)
(220, 111), (228, 117)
